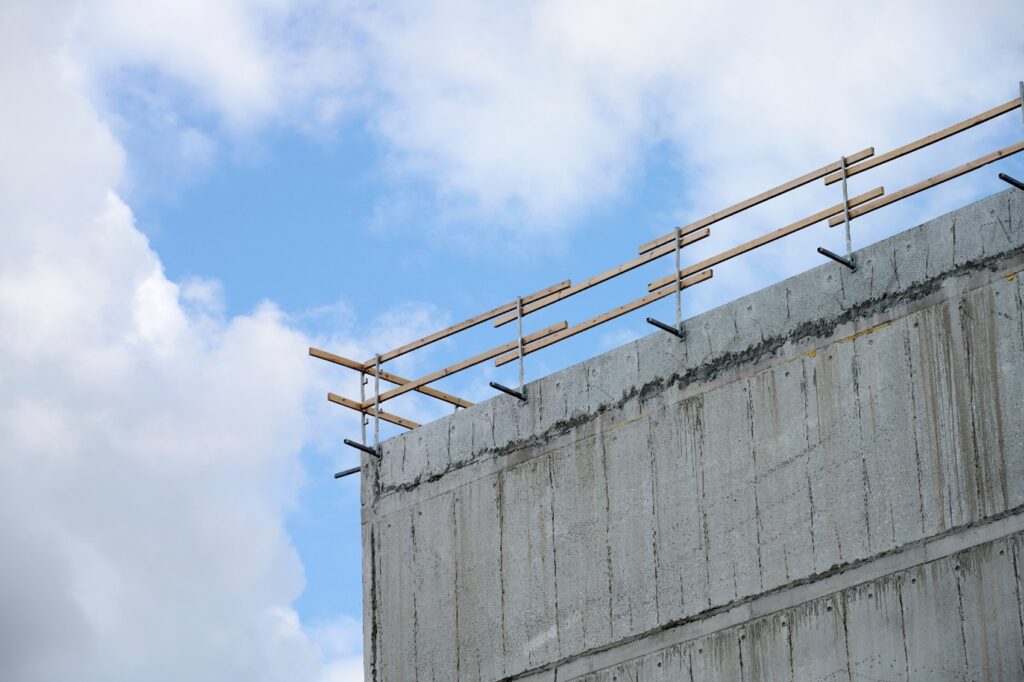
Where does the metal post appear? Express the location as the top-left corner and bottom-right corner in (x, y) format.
(359, 372), (367, 446)
(674, 226), (683, 332)
(840, 155), (855, 268)
(373, 354), (381, 451)
(516, 296), (525, 394)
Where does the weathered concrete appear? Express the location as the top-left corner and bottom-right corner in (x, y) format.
(361, 189), (1024, 681)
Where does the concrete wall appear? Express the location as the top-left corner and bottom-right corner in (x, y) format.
(360, 189), (1024, 681)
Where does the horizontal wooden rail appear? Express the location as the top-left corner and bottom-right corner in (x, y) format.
(827, 140), (1024, 227)
(495, 270), (714, 367)
(368, 321), (568, 407)
(491, 227), (711, 328)
(823, 98), (1024, 186)
(309, 347), (474, 408)
(362, 278), (571, 367)
(648, 186), (884, 292)
(328, 392), (421, 430)
(637, 147), (875, 255)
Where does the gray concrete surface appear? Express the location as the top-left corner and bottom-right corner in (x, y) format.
(360, 189), (1024, 681)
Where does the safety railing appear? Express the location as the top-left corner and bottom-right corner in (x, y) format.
(313, 83), (1024, 477)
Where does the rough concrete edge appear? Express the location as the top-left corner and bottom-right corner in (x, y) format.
(365, 188), (1023, 504)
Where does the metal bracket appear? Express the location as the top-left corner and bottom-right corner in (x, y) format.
(373, 354), (381, 451)
(646, 317), (685, 339)
(819, 155), (857, 271)
(334, 465), (362, 479)
(999, 172), (1024, 191)
(489, 381), (527, 402)
(344, 438), (380, 458)
(817, 247), (856, 271)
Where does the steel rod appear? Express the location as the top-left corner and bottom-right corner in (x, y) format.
(344, 439), (379, 457)
(647, 317), (685, 339)
(489, 381), (527, 402)
(817, 247), (856, 271)
(334, 465), (361, 479)
(1000, 172), (1024, 191)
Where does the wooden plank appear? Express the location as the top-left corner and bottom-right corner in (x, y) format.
(647, 186), (885, 292)
(491, 227), (712, 328)
(363, 279), (571, 367)
(368, 321), (569, 407)
(823, 98), (1023, 185)
(494, 270), (714, 367)
(637, 147), (875, 255)
(327, 392), (421, 430)
(309, 347), (474, 408)
(826, 140), (1024, 227)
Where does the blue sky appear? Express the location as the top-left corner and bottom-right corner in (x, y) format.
(2, 2), (1022, 681)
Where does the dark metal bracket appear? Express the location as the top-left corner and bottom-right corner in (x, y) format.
(489, 381), (527, 402)
(334, 465), (362, 479)
(646, 317), (685, 339)
(999, 173), (1024, 191)
(817, 247), (856, 271)
(343, 438), (380, 458)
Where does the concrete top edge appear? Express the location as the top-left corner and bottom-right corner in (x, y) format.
(364, 188), (1024, 501)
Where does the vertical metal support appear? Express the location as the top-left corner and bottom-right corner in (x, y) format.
(359, 371), (368, 446)
(674, 226), (683, 333)
(516, 296), (525, 394)
(839, 155), (855, 269)
(373, 354), (381, 451)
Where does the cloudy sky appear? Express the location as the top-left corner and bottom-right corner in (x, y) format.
(1, 1), (1022, 680)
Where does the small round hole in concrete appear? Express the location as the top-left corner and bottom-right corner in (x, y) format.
(954, 565), (960, 571)
(698, 648), (703, 654)
(868, 593), (873, 599)
(911, 578), (917, 584)
(827, 605), (833, 612)
(1000, 550), (1005, 555)
(781, 620), (787, 627)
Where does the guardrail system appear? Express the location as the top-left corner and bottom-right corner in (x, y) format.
(312, 84), (1024, 477)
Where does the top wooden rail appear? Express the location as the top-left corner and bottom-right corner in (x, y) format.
(315, 86), (1024, 443)
(822, 97), (1022, 186)
(636, 147), (875, 255)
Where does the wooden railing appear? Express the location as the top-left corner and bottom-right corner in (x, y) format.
(312, 85), (1024, 471)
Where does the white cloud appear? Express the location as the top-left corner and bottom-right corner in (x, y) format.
(0, 2), (374, 680)
(356, 0), (1024, 231)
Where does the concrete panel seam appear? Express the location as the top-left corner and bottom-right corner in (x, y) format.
(510, 504), (1024, 681)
